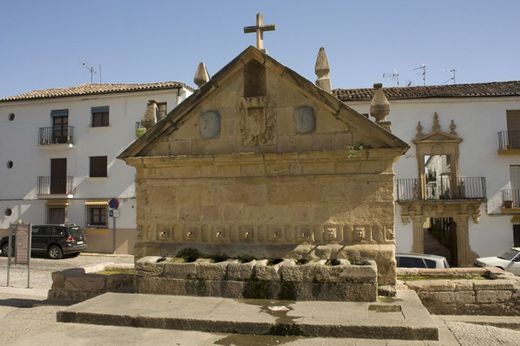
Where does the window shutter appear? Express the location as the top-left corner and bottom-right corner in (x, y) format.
(51, 109), (69, 117)
(507, 110), (520, 131)
(89, 156), (108, 177)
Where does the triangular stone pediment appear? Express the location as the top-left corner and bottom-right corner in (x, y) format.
(119, 46), (408, 160)
(414, 131), (462, 143)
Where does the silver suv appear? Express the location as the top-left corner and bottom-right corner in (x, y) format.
(396, 253), (450, 269)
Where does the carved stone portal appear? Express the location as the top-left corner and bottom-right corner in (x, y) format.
(399, 200), (481, 266)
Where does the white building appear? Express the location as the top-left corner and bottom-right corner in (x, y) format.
(0, 82), (192, 254)
(2, 78), (519, 262)
(335, 81), (520, 266)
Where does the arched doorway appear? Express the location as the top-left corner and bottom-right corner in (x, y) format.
(424, 217), (458, 266)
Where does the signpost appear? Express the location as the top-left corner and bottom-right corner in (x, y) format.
(6, 223), (31, 288)
(109, 198), (119, 253)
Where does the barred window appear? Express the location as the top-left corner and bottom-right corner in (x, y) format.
(87, 206), (107, 227)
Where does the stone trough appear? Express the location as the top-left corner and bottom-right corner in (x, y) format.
(136, 256), (378, 302)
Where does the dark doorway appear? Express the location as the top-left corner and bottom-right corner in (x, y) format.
(513, 224), (520, 247)
(52, 115), (69, 144)
(425, 217), (458, 266)
(48, 207), (65, 224)
(50, 158), (67, 194)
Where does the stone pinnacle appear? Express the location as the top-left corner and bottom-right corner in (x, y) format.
(315, 47), (331, 92)
(370, 83), (390, 122)
(194, 62), (210, 88)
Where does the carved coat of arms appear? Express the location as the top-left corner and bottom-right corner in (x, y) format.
(239, 96), (276, 145)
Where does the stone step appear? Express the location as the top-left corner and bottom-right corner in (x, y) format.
(57, 290), (439, 341)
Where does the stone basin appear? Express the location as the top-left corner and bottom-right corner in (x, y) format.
(136, 256), (378, 302)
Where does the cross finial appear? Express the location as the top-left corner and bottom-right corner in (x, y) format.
(243, 13), (275, 51)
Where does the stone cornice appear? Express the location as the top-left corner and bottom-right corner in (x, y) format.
(399, 199), (483, 225)
(124, 148), (403, 168)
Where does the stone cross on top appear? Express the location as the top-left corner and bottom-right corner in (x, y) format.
(243, 13), (275, 51)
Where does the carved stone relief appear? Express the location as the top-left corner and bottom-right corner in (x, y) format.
(199, 110), (221, 138)
(238, 96), (276, 145)
(145, 222), (396, 245)
(353, 226), (365, 243)
(293, 105), (316, 134)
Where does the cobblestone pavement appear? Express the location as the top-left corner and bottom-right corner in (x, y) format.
(0, 253), (134, 289)
(2, 255), (520, 345)
(446, 321), (520, 346)
(1, 288), (519, 346)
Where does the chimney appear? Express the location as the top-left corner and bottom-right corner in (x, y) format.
(141, 100), (158, 130)
(369, 83), (391, 132)
(194, 62), (210, 88)
(314, 47), (331, 92)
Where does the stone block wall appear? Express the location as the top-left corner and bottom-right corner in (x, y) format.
(48, 263), (135, 303)
(135, 256), (378, 302)
(133, 153), (397, 285)
(399, 268), (520, 315)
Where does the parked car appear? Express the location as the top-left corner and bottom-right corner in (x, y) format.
(396, 253), (450, 269)
(0, 224), (86, 259)
(474, 247), (520, 275)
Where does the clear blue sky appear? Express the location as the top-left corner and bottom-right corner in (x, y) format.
(1, 0), (519, 98)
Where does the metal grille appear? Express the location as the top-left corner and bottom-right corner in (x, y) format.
(38, 126), (74, 145)
(396, 177), (486, 201)
(37, 176), (74, 195)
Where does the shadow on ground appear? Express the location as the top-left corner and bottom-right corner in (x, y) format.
(0, 298), (74, 308)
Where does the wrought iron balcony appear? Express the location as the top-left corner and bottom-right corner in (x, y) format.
(498, 130), (520, 153)
(396, 177), (487, 202)
(37, 176), (74, 195)
(38, 126), (74, 145)
(501, 189), (520, 209)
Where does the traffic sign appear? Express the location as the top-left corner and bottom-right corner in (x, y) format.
(109, 198), (119, 209)
(109, 209), (120, 218)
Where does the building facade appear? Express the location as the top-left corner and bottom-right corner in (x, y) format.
(335, 81), (520, 266)
(0, 82), (192, 254)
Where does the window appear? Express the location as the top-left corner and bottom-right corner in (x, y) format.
(87, 206), (107, 227)
(424, 259), (437, 268)
(89, 156), (107, 177)
(52, 227), (65, 236)
(507, 110), (520, 149)
(157, 102), (167, 121)
(51, 110), (69, 144)
(397, 256), (426, 268)
(47, 206), (65, 224)
(91, 106), (109, 127)
(32, 226), (52, 236)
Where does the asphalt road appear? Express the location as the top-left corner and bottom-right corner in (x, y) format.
(0, 253), (134, 289)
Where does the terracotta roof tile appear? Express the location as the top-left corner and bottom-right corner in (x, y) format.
(333, 81), (520, 102)
(0, 81), (193, 103)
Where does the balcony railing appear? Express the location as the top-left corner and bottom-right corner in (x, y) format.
(498, 130), (520, 152)
(396, 177), (487, 202)
(38, 126), (74, 145)
(37, 176), (74, 195)
(501, 189), (520, 209)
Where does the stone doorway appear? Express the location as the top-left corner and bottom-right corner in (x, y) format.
(402, 199), (481, 267)
(425, 217), (458, 266)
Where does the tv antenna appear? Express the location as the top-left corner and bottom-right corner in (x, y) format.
(443, 68), (456, 85)
(81, 61), (102, 83)
(383, 69), (400, 86)
(413, 64), (427, 86)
